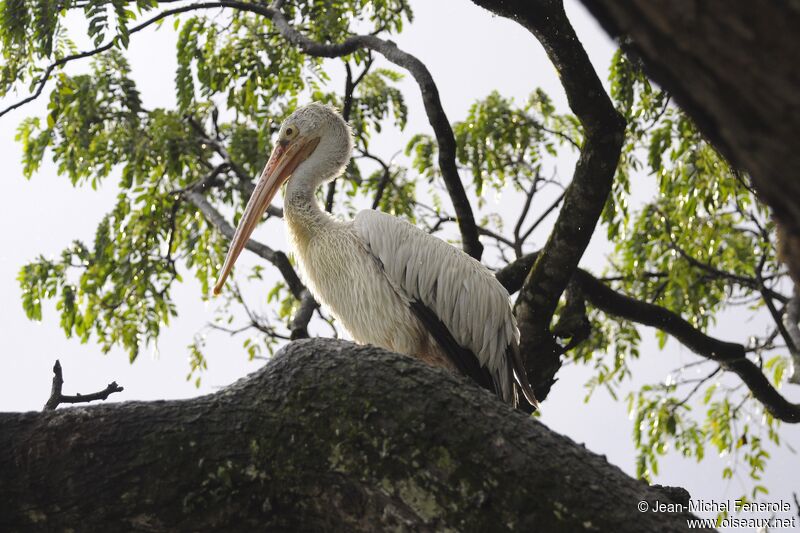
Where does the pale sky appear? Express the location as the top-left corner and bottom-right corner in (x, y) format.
(0, 1), (797, 528)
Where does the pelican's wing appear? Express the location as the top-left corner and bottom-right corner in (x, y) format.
(354, 209), (537, 407)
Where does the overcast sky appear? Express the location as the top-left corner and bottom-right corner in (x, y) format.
(1, 1), (797, 528)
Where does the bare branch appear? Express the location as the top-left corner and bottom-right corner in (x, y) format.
(290, 290), (318, 340)
(325, 57), (369, 213)
(513, 177), (539, 257)
(477, 227), (515, 248)
(223, 281), (293, 339)
(794, 493), (800, 522)
(519, 190), (566, 244)
(527, 116), (581, 150)
(671, 368), (721, 412)
(755, 255), (799, 362)
(361, 149), (394, 209)
(43, 360), (123, 411)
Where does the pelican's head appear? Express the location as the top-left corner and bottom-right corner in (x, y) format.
(213, 103), (352, 295)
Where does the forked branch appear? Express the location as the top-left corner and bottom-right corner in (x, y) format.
(43, 360), (123, 411)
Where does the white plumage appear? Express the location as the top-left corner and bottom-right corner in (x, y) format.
(354, 210), (519, 400)
(214, 103), (537, 408)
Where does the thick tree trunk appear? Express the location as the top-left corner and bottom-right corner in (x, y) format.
(578, 0), (800, 282)
(0, 339), (707, 532)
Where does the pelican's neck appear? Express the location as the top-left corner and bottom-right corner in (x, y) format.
(282, 121), (352, 253)
(283, 167), (337, 253)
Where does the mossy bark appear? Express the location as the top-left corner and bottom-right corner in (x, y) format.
(0, 339), (709, 532)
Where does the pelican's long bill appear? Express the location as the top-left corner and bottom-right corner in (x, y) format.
(212, 135), (320, 295)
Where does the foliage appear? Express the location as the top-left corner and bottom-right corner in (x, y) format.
(595, 51), (789, 493)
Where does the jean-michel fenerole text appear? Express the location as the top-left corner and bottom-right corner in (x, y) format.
(651, 499), (792, 514)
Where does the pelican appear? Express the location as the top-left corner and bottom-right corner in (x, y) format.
(213, 103), (538, 409)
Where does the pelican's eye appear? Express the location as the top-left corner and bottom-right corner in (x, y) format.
(284, 124), (298, 140)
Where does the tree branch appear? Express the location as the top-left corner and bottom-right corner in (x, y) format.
(0, 2), (252, 119)
(662, 215), (788, 304)
(519, 190), (566, 244)
(512, 177), (539, 257)
(325, 57), (368, 213)
(170, 161), (229, 196)
(528, 116), (582, 150)
(471, 0), (626, 399)
(756, 258), (799, 361)
(358, 148), (394, 209)
(572, 270), (746, 363)
(289, 290), (318, 340)
(496, 254), (800, 423)
(3, 339), (704, 532)
(43, 360), (123, 411)
(185, 190), (314, 337)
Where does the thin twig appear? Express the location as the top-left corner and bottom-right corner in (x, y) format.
(513, 176), (539, 257)
(43, 360), (123, 411)
(756, 257), (799, 373)
(520, 190), (566, 243)
(672, 367), (721, 411)
(527, 116), (581, 150)
(355, 146), (397, 209)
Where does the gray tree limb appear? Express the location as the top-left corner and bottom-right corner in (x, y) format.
(0, 339), (708, 532)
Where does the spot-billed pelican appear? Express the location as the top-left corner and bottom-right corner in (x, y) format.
(214, 103), (538, 409)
